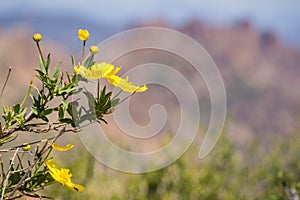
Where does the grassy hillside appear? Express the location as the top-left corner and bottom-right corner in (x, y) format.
(44, 126), (300, 199)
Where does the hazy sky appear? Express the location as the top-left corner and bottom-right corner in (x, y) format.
(1, 0), (300, 45)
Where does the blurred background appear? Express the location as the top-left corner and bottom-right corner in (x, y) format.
(0, 0), (300, 199)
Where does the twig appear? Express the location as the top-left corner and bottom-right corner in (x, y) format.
(4, 148), (20, 178)
(0, 155), (5, 180)
(0, 67), (12, 99)
(8, 126), (66, 198)
(1, 148), (19, 200)
(0, 137), (54, 152)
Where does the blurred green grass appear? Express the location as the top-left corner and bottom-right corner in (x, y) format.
(44, 126), (300, 200)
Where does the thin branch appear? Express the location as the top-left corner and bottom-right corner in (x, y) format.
(0, 67), (12, 99)
(1, 148), (19, 200)
(0, 155), (5, 180)
(0, 120), (79, 141)
(5, 148), (20, 178)
(8, 126), (66, 198)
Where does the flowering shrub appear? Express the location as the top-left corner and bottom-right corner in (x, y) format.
(0, 29), (147, 199)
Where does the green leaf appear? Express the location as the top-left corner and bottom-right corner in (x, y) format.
(58, 84), (77, 95)
(81, 113), (96, 122)
(9, 171), (24, 185)
(51, 63), (61, 79)
(34, 69), (45, 78)
(102, 101), (112, 111)
(58, 106), (64, 119)
(71, 55), (76, 66)
(100, 86), (107, 102)
(20, 107), (27, 116)
(84, 91), (96, 108)
(39, 55), (46, 74)
(59, 118), (73, 124)
(16, 117), (25, 128)
(13, 104), (20, 114)
(98, 118), (108, 124)
(31, 107), (39, 116)
(61, 100), (69, 109)
(111, 98), (120, 107)
(83, 54), (95, 68)
(67, 104), (73, 116)
(41, 116), (49, 122)
(43, 108), (53, 115)
(0, 135), (16, 145)
(45, 53), (51, 72)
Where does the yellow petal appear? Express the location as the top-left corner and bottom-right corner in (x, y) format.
(52, 143), (74, 151)
(135, 84), (148, 92)
(74, 62), (147, 93)
(107, 75), (148, 93)
(74, 62), (115, 80)
(22, 143), (31, 151)
(74, 65), (87, 77)
(46, 160), (83, 192)
(66, 182), (85, 192)
(78, 29), (89, 41)
(33, 33), (42, 42)
(104, 67), (120, 78)
(46, 160), (60, 176)
(46, 160), (57, 169)
(90, 45), (99, 54)
(90, 64), (103, 79)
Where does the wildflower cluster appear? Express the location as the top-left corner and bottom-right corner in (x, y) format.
(0, 29), (147, 199)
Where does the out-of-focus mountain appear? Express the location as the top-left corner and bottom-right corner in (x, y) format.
(1, 16), (300, 147)
(178, 20), (300, 138)
(131, 20), (300, 144)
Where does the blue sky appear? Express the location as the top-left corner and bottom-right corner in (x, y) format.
(1, 0), (300, 46)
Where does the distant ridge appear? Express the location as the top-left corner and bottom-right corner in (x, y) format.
(1, 17), (300, 145)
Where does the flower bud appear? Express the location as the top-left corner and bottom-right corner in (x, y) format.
(33, 33), (42, 42)
(22, 143), (31, 151)
(90, 45), (99, 54)
(78, 29), (89, 41)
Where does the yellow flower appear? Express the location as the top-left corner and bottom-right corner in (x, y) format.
(22, 143), (31, 151)
(78, 29), (89, 41)
(90, 45), (99, 54)
(74, 62), (114, 80)
(33, 33), (42, 42)
(52, 143), (74, 151)
(46, 160), (84, 192)
(74, 63), (147, 93)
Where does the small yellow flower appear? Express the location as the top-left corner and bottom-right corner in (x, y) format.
(33, 33), (42, 42)
(30, 76), (34, 86)
(74, 63), (147, 93)
(90, 45), (99, 54)
(78, 29), (89, 41)
(52, 143), (74, 151)
(22, 143), (31, 151)
(74, 62), (114, 80)
(46, 160), (84, 192)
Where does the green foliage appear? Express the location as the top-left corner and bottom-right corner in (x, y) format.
(45, 131), (300, 200)
(83, 86), (119, 124)
(0, 30), (124, 199)
(2, 104), (27, 128)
